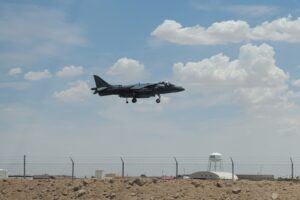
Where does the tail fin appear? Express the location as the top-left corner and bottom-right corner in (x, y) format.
(93, 75), (111, 88)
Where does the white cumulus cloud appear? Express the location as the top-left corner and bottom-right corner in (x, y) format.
(250, 16), (300, 42)
(56, 65), (83, 77)
(107, 57), (145, 79)
(173, 43), (289, 108)
(237, 86), (289, 108)
(152, 16), (300, 45)
(174, 43), (288, 87)
(53, 80), (90, 102)
(8, 67), (22, 76)
(173, 54), (247, 86)
(24, 70), (52, 81)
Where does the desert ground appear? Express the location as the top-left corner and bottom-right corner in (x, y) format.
(1, 178), (300, 200)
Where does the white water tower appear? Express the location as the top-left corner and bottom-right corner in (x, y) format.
(207, 152), (223, 172)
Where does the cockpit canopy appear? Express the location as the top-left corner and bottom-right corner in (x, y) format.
(159, 81), (174, 86)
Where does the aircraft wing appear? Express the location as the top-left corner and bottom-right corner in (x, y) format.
(129, 83), (160, 90)
(130, 83), (156, 90)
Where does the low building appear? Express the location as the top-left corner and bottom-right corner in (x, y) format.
(189, 171), (238, 180)
(33, 174), (55, 179)
(237, 174), (274, 181)
(95, 170), (104, 179)
(0, 169), (8, 179)
(104, 173), (117, 179)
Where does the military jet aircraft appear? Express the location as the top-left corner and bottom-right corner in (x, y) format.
(91, 75), (184, 103)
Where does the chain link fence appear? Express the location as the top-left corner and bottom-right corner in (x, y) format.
(0, 155), (299, 179)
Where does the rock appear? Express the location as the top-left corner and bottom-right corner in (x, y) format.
(102, 192), (108, 197)
(72, 186), (80, 192)
(17, 189), (22, 192)
(82, 179), (89, 186)
(128, 180), (135, 186)
(77, 189), (86, 197)
(103, 192), (114, 198)
(151, 178), (158, 184)
(216, 182), (222, 188)
(271, 193), (279, 200)
(173, 193), (180, 198)
(225, 183), (232, 187)
(232, 187), (241, 194)
(191, 181), (200, 188)
(131, 192), (137, 196)
(62, 191), (68, 196)
(109, 192), (116, 199)
(135, 178), (145, 186)
(109, 179), (114, 184)
(129, 178), (145, 186)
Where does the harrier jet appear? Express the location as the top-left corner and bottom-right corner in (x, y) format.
(91, 75), (184, 103)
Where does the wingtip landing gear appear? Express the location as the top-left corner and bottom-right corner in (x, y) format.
(126, 98), (129, 104)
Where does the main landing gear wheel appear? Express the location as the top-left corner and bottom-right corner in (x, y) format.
(132, 98), (137, 103)
(126, 98), (128, 104)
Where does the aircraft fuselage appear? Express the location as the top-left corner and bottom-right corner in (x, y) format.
(91, 75), (184, 103)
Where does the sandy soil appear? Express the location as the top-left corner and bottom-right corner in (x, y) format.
(1, 178), (300, 200)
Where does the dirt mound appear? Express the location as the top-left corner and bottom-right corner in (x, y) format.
(1, 178), (300, 199)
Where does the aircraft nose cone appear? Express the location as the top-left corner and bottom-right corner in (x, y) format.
(177, 86), (185, 92)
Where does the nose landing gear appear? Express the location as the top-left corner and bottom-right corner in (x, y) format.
(156, 94), (161, 103)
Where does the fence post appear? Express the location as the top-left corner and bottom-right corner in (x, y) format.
(23, 155), (26, 179)
(290, 157), (294, 180)
(174, 157), (178, 178)
(120, 157), (124, 178)
(230, 157), (234, 181)
(70, 157), (74, 180)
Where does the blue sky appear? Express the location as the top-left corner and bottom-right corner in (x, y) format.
(2, 0), (300, 169)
